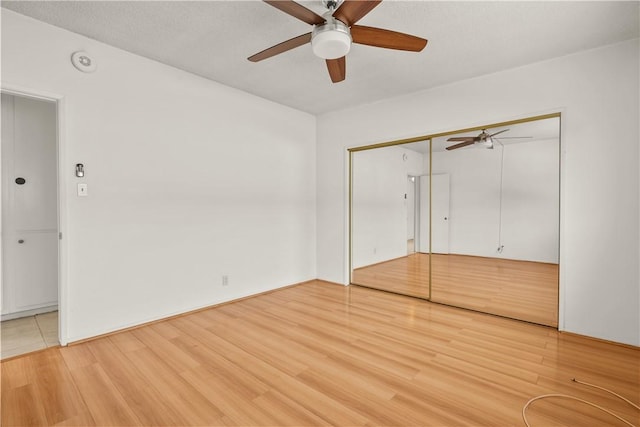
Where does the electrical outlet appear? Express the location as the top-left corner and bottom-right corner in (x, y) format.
(222, 275), (229, 286)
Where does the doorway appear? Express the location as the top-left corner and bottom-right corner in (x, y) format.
(1, 92), (60, 358)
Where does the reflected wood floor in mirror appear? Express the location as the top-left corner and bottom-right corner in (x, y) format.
(352, 253), (558, 327)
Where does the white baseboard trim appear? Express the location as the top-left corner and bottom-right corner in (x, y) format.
(1, 305), (58, 321)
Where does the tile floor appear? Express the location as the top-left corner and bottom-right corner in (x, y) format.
(1, 311), (59, 359)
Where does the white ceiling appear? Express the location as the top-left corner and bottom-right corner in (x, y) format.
(2, 1), (638, 115)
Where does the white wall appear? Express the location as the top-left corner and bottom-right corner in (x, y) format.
(352, 146), (423, 268)
(1, 10), (317, 342)
(317, 39), (640, 346)
(432, 138), (559, 263)
(500, 139), (559, 263)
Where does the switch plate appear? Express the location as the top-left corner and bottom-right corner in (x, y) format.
(77, 183), (88, 196)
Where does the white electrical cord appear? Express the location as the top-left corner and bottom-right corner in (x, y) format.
(496, 139), (505, 253)
(522, 378), (640, 427)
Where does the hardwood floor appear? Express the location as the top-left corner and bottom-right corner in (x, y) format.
(2, 281), (637, 426)
(352, 253), (559, 327)
(352, 253), (431, 298)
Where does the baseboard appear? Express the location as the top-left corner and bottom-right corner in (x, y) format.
(1, 305), (57, 321)
(314, 279), (346, 287)
(559, 331), (639, 350)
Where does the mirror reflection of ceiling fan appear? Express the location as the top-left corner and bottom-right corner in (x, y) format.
(446, 129), (531, 150)
(248, 0), (428, 83)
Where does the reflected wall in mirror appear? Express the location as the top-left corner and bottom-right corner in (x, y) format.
(350, 114), (560, 327)
(432, 117), (560, 326)
(351, 140), (431, 298)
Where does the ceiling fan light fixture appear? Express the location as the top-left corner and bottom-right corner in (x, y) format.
(311, 20), (352, 59)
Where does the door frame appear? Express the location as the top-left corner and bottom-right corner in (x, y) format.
(1, 83), (68, 346)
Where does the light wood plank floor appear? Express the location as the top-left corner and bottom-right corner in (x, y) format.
(352, 253), (559, 327)
(2, 281), (637, 426)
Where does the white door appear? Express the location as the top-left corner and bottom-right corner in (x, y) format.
(418, 174), (450, 254)
(1, 94), (58, 318)
(418, 175), (429, 253)
(406, 176), (415, 242)
(431, 174), (450, 254)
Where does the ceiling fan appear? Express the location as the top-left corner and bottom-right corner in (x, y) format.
(248, 0), (428, 83)
(446, 129), (530, 150)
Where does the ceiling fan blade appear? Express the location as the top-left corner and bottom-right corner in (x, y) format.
(263, 0), (325, 25)
(351, 26), (428, 52)
(488, 129), (509, 138)
(248, 33), (312, 62)
(326, 57), (346, 83)
(447, 137), (477, 142)
(333, 0), (382, 26)
(446, 141), (475, 151)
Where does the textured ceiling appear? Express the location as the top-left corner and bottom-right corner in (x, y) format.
(2, 1), (638, 115)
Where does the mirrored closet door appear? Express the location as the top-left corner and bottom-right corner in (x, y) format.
(350, 114), (560, 327)
(351, 139), (431, 299)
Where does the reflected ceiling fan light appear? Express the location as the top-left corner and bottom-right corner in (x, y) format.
(480, 137), (494, 149)
(311, 19), (352, 59)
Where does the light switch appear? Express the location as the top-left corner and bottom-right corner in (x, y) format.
(77, 183), (88, 197)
